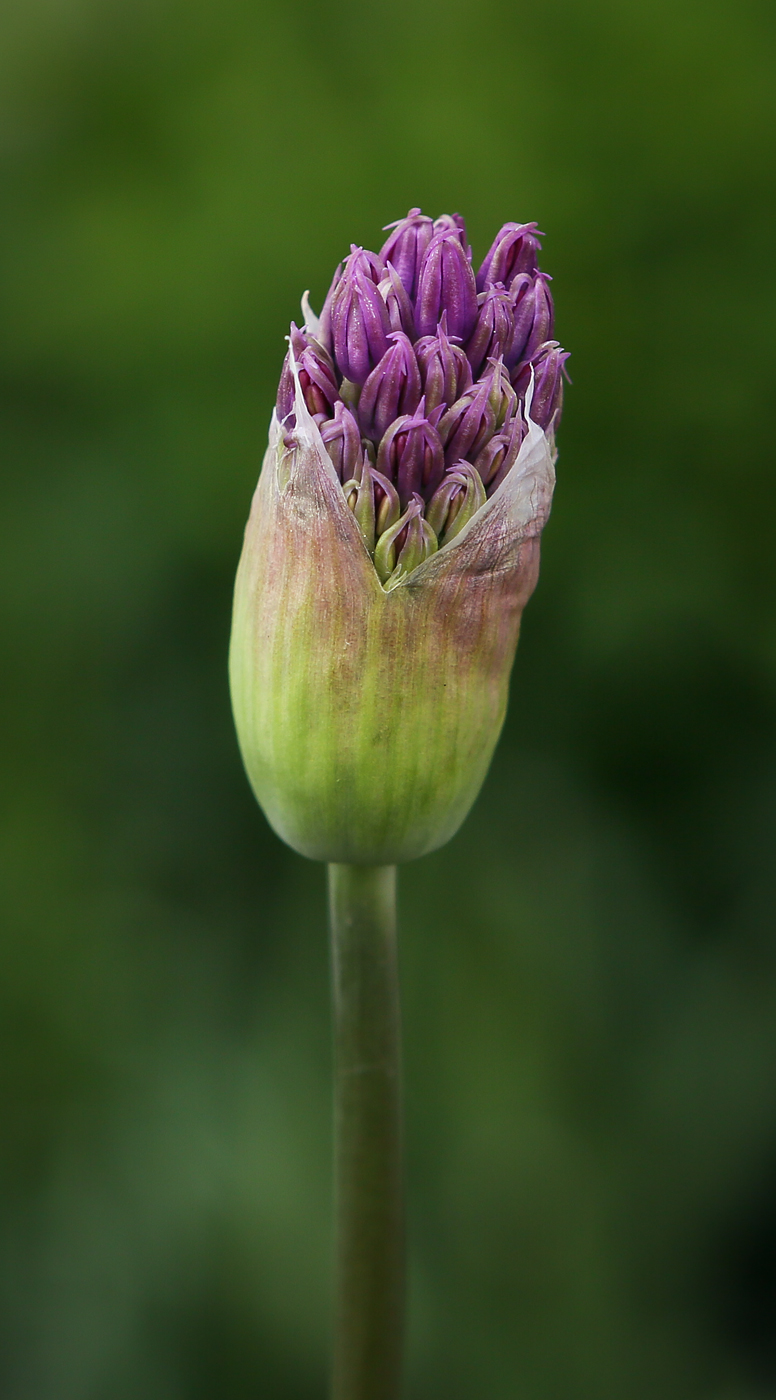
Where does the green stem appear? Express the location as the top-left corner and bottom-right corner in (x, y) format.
(328, 863), (404, 1400)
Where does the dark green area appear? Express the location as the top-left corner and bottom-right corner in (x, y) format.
(1, 0), (775, 1395)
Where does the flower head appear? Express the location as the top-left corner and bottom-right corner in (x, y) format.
(230, 210), (568, 863)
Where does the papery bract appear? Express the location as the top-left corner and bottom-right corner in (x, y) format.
(229, 380), (555, 863)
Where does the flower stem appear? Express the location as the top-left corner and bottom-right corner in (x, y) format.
(327, 863), (404, 1400)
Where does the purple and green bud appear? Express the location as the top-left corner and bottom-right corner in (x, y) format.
(512, 340), (570, 432)
(473, 412), (525, 492)
(507, 271), (555, 367)
(484, 356), (518, 429)
(426, 462), (487, 545)
(476, 221), (543, 292)
(342, 453), (378, 550)
(414, 314), (472, 413)
(378, 262), (416, 339)
(319, 401), (363, 481)
(414, 232), (478, 342)
(437, 376), (497, 468)
(277, 323), (339, 422)
(379, 209), (434, 298)
(373, 494), (438, 589)
(375, 398), (446, 504)
(330, 248), (391, 384)
(466, 284), (514, 378)
(358, 332), (422, 443)
(230, 210), (567, 863)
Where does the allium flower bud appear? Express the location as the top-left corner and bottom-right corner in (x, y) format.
(373, 494), (438, 588)
(378, 262), (416, 339)
(371, 466), (402, 537)
(376, 399), (446, 504)
(379, 208), (434, 298)
(437, 376), (497, 467)
(415, 232), (478, 342)
(230, 210), (566, 864)
(358, 333), (422, 443)
(483, 356), (517, 429)
(507, 271), (555, 368)
(426, 463), (487, 544)
(277, 324), (339, 422)
(512, 340), (570, 432)
(433, 212), (471, 256)
(342, 453), (378, 550)
(473, 412), (525, 492)
(414, 314), (472, 413)
(347, 244), (387, 284)
(319, 401), (363, 481)
(476, 221), (543, 292)
(466, 284), (514, 379)
(330, 249), (391, 384)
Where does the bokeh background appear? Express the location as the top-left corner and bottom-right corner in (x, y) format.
(2, 0), (776, 1395)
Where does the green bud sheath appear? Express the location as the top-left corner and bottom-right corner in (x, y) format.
(229, 381), (555, 865)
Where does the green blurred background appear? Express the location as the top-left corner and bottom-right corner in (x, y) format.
(1, 0), (775, 1395)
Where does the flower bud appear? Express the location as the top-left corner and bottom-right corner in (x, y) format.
(476, 221), (543, 291)
(426, 463), (487, 545)
(371, 465), (401, 536)
(507, 271), (555, 367)
(342, 452), (378, 550)
(379, 208), (435, 297)
(466, 283), (515, 379)
(373, 494), (438, 588)
(512, 340), (570, 432)
(414, 314), (472, 413)
(375, 399), (445, 503)
(347, 244), (386, 284)
(358, 332), (422, 442)
(433, 213), (471, 257)
(378, 261), (416, 339)
(276, 324), (339, 422)
(472, 412), (525, 491)
(230, 213), (564, 865)
(330, 248), (391, 384)
(415, 232), (478, 342)
(319, 400), (363, 481)
(483, 356), (518, 429)
(437, 376), (497, 467)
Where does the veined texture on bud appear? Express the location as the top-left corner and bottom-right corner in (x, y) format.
(229, 210), (567, 865)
